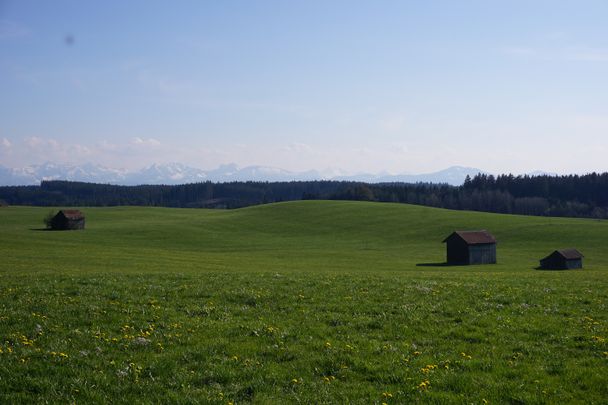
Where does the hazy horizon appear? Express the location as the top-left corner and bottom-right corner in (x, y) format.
(2, 1), (607, 174)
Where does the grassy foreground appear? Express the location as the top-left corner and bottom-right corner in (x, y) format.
(0, 201), (606, 403)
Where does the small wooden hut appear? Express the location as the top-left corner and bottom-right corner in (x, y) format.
(50, 210), (85, 230)
(539, 249), (583, 270)
(442, 230), (497, 265)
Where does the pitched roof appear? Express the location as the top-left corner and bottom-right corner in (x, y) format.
(59, 209), (84, 220)
(442, 230), (496, 245)
(546, 248), (583, 260)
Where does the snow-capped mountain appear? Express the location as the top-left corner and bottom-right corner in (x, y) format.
(334, 166), (488, 185)
(0, 162), (129, 185)
(125, 163), (207, 185)
(0, 162), (527, 186)
(0, 162), (321, 186)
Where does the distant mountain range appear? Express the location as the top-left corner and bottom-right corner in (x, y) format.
(0, 162), (552, 187)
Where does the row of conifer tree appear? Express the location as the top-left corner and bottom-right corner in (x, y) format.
(0, 172), (607, 219)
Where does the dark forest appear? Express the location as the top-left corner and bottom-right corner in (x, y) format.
(1, 172), (607, 219)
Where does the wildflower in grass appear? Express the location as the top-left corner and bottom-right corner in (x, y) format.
(412, 351), (421, 356)
(483, 399), (489, 404)
(19, 335), (34, 346)
(322, 375), (336, 383)
(420, 364), (438, 374)
(325, 341), (332, 348)
(460, 352), (472, 360)
(418, 379), (430, 390)
(382, 392), (393, 398)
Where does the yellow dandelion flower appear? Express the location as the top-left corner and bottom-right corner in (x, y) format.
(418, 379), (430, 390)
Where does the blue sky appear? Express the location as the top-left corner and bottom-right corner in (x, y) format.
(1, 1), (607, 174)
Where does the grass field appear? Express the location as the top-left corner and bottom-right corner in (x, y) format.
(0, 201), (607, 403)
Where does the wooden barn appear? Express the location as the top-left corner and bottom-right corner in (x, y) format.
(539, 248), (583, 270)
(442, 230), (497, 265)
(50, 210), (85, 230)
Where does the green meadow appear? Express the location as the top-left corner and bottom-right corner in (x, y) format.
(0, 201), (606, 403)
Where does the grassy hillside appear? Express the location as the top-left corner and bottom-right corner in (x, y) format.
(0, 201), (606, 403)
(3, 200), (608, 274)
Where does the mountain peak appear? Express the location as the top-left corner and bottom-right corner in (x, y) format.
(0, 162), (493, 186)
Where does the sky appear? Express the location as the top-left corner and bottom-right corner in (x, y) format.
(1, 0), (607, 175)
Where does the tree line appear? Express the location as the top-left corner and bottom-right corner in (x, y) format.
(0, 172), (607, 219)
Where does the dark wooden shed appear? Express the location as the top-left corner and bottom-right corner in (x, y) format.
(442, 230), (497, 265)
(51, 210), (85, 230)
(539, 248), (583, 270)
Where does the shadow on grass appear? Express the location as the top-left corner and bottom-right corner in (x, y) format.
(29, 228), (51, 231)
(416, 262), (452, 267)
(533, 266), (582, 271)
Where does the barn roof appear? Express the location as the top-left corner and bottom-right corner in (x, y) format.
(442, 230), (496, 245)
(544, 248), (583, 260)
(59, 209), (84, 220)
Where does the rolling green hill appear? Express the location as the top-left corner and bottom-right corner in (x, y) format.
(0, 201), (606, 403)
(2, 200), (608, 274)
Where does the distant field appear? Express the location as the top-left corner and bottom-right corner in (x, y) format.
(0, 201), (606, 403)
